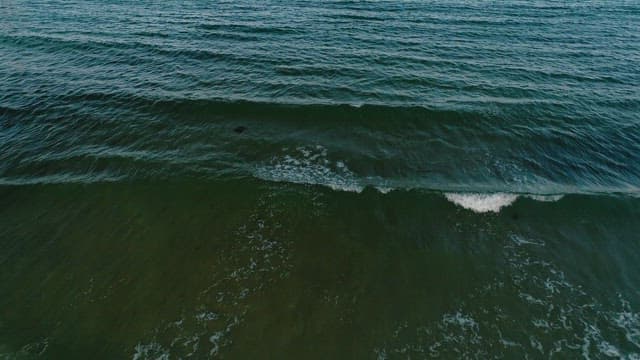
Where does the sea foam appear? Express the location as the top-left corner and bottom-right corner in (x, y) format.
(444, 193), (566, 213)
(254, 145), (364, 193)
(444, 193), (519, 213)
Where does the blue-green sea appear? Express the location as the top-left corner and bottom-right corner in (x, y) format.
(1, 0), (640, 358)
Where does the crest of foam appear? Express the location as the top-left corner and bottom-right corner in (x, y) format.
(254, 145), (364, 193)
(526, 194), (564, 202)
(444, 193), (519, 213)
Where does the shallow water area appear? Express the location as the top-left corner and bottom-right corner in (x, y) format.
(1, 182), (639, 358)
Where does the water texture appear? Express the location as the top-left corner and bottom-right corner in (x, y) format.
(1, 0), (639, 358)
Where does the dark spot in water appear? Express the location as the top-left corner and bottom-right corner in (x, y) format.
(234, 126), (247, 134)
(512, 212), (519, 220)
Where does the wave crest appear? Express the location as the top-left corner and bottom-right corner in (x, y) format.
(444, 193), (566, 213)
(444, 193), (519, 213)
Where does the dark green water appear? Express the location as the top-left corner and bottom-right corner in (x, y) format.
(1, 0), (640, 358)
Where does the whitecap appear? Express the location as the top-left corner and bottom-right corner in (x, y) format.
(444, 193), (519, 213)
(526, 194), (564, 202)
(254, 145), (364, 193)
(375, 186), (394, 194)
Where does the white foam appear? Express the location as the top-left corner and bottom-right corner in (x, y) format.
(375, 186), (394, 194)
(209, 332), (224, 357)
(441, 311), (479, 329)
(254, 145), (364, 193)
(444, 193), (518, 213)
(255, 148), (572, 206)
(526, 194), (564, 202)
(510, 234), (545, 247)
(444, 192), (566, 213)
(612, 299), (640, 349)
(195, 311), (218, 322)
(132, 342), (169, 360)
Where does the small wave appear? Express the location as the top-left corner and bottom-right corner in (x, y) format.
(526, 194), (564, 202)
(252, 149), (589, 211)
(254, 145), (364, 193)
(197, 23), (299, 35)
(444, 193), (519, 213)
(444, 193), (566, 213)
(132, 31), (169, 38)
(0, 173), (125, 186)
(375, 186), (394, 194)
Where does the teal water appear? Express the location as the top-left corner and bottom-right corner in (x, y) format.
(1, 0), (640, 358)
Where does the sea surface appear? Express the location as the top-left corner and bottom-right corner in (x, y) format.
(1, 0), (640, 358)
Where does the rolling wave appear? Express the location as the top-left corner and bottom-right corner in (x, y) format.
(2, 98), (639, 196)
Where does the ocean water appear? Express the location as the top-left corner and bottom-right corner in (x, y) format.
(1, 0), (639, 358)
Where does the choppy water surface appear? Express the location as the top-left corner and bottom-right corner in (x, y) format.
(1, 0), (639, 358)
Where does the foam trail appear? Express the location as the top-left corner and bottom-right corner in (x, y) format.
(374, 186), (394, 194)
(526, 194), (564, 202)
(444, 193), (519, 213)
(254, 145), (364, 193)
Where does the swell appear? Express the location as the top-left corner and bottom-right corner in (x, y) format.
(1, 94), (489, 126)
(197, 23), (301, 35)
(4, 87), (634, 132)
(3, 97), (639, 193)
(0, 33), (239, 64)
(148, 98), (485, 124)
